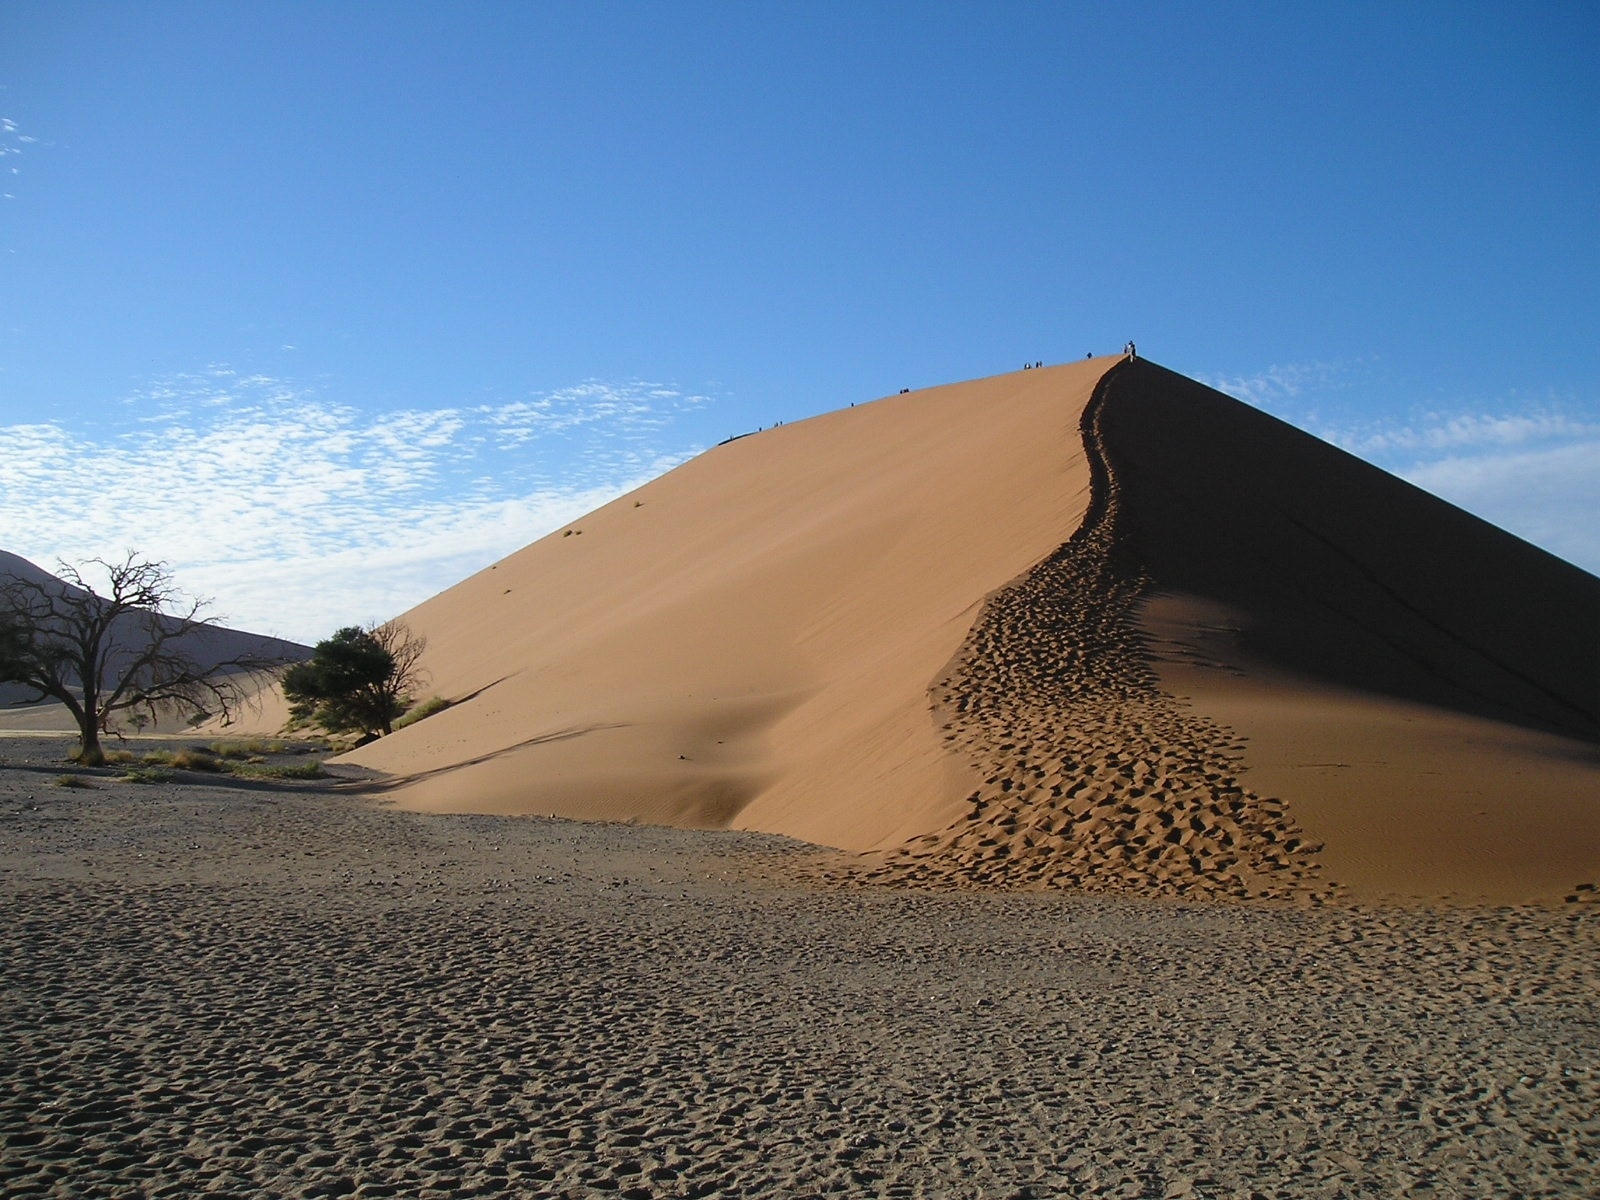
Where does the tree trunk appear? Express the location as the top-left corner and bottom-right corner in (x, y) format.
(74, 717), (106, 767)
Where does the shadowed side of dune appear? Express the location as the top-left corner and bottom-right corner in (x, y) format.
(1098, 361), (1600, 742)
(1086, 362), (1600, 901)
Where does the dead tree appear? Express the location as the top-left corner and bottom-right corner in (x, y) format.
(0, 553), (293, 764)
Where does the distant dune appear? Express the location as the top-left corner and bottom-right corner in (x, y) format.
(321, 358), (1599, 903)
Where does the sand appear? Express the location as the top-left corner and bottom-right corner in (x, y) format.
(9, 358), (1596, 1194)
(1097, 361), (1600, 903)
(4, 736), (1599, 1198)
(333, 358), (1116, 858)
(839, 360), (1600, 903)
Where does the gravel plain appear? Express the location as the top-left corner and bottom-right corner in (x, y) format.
(2, 735), (1597, 1199)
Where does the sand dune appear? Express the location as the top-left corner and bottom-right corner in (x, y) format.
(9, 363), (1595, 1198)
(337, 358), (1598, 903)
(865, 360), (1599, 903)
(346, 359), (1112, 851)
(1100, 361), (1600, 902)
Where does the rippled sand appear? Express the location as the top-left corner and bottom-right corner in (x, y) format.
(3, 739), (1597, 1198)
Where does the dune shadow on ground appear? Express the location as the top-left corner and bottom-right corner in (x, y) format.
(355, 723), (632, 793)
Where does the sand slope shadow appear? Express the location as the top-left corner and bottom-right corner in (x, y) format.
(1099, 361), (1599, 743)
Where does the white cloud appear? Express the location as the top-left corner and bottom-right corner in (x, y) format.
(1320, 409), (1600, 456)
(0, 372), (711, 641)
(1396, 441), (1600, 574)
(0, 116), (47, 199)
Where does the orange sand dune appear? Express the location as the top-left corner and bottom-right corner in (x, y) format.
(340, 357), (1598, 903)
(346, 359), (1112, 853)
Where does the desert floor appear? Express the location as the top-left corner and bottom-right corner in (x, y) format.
(3, 736), (1597, 1199)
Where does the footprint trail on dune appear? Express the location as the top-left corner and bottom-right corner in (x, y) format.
(853, 363), (1332, 899)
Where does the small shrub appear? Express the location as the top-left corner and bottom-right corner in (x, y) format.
(393, 695), (451, 730)
(236, 761), (327, 781)
(168, 749), (225, 773)
(208, 738), (300, 758)
(103, 749), (141, 765)
(54, 775), (97, 789)
(282, 622), (426, 741)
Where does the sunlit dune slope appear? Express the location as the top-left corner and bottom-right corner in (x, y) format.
(343, 359), (1114, 849)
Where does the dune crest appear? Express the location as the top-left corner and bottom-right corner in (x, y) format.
(855, 364), (1330, 899)
(856, 360), (1599, 902)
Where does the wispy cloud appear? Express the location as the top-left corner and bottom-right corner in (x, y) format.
(1194, 361), (1344, 411)
(1203, 361), (1600, 576)
(1323, 410), (1600, 455)
(1, 371), (711, 641)
(1369, 413), (1600, 575)
(0, 115), (45, 200)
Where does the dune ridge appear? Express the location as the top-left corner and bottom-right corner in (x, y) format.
(853, 360), (1599, 902)
(850, 362), (1332, 899)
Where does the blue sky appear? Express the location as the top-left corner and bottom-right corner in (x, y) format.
(2, 1), (1595, 642)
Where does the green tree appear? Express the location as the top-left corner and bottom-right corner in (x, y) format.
(0, 553), (289, 766)
(281, 621), (427, 742)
